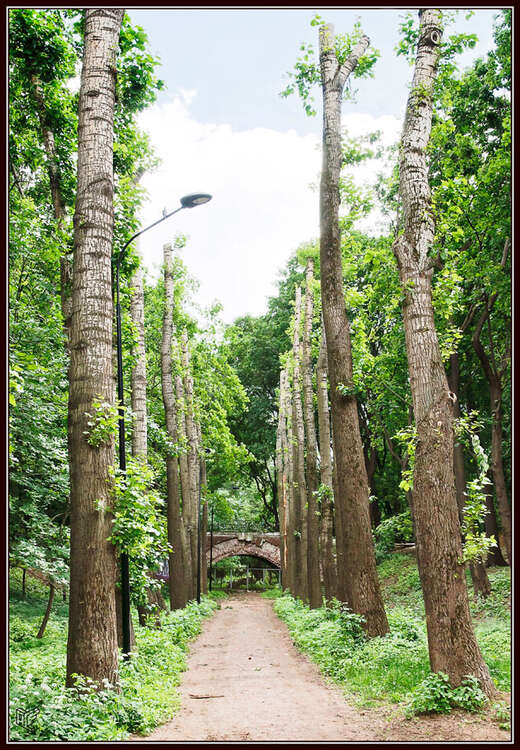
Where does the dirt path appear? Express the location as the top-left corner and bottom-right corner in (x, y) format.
(139, 592), (510, 742)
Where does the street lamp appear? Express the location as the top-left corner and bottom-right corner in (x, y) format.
(115, 193), (212, 657)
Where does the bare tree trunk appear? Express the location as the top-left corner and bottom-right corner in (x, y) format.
(130, 258), (148, 458)
(21, 568), (26, 599)
(393, 8), (494, 695)
(66, 7), (124, 689)
(276, 369), (289, 589)
(484, 474), (507, 567)
(316, 332), (337, 601)
(161, 244), (190, 609)
(174, 364), (194, 600)
(472, 294), (511, 564)
(448, 352), (491, 598)
(200, 452), (208, 595)
(318, 22), (388, 635)
(301, 258), (322, 608)
(181, 329), (199, 599)
(36, 583), (55, 639)
(284, 377), (297, 595)
(291, 286), (308, 602)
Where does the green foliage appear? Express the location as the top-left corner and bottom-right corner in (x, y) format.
(454, 413), (497, 563)
(108, 457), (170, 607)
(9, 579), (222, 741)
(491, 700), (511, 731)
(374, 511), (414, 557)
(281, 16), (379, 116)
(84, 398), (120, 448)
(406, 672), (486, 717)
(273, 558), (509, 710)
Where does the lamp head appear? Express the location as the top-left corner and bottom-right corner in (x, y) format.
(180, 193), (212, 208)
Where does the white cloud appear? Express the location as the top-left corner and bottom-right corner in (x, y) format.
(136, 93), (401, 323)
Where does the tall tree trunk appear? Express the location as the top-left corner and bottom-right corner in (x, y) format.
(130, 258), (148, 458)
(196, 421), (208, 594)
(472, 294), (511, 564)
(318, 22), (388, 635)
(161, 244), (190, 609)
(200, 450), (208, 596)
(316, 331), (337, 601)
(276, 369), (290, 589)
(130, 248), (162, 627)
(36, 583), (55, 639)
(66, 7), (124, 689)
(301, 258), (322, 608)
(284, 376), (297, 595)
(181, 329), (199, 599)
(448, 352), (491, 598)
(484, 473), (508, 567)
(291, 286), (308, 602)
(393, 8), (494, 695)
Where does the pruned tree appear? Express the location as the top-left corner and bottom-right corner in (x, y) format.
(302, 258), (321, 608)
(66, 7), (125, 688)
(161, 243), (190, 609)
(393, 8), (495, 694)
(290, 286), (308, 601)
(316, 329), (337, 601)
(318, 21), (388, 635)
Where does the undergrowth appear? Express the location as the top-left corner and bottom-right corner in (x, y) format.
(269, 556), (510, 717)
(9, 569), (226, 741)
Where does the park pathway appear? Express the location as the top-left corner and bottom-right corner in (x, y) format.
(139, 592), (509, 743)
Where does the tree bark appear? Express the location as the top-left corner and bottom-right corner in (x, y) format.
(276, 369), (289, 589)
(161, 243), (190, 609)
(483, 473), (507, 567)
(291, 286), (308, 602)
(393, 8), (494, 694)
(181, 329), (199, 599)
(130, 256), (148, 458)
(318, 22), (388, 635)
(316, 331), (337, 601)
(36, 583), (55, 639)
(472, 294), (511, 564)
(284, 372), (297, 595)
(66, 7), (124, 689)
(302, 258), (322, 608)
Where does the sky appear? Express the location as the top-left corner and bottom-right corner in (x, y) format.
(126, 8), (500, 324)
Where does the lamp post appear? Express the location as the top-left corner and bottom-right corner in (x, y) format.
(209, 504), (214, 592)
(115, 193), (212, 657)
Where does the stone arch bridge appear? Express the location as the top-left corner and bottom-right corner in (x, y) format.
(207, 532), (280, 568)
(156, 532), (280, 581)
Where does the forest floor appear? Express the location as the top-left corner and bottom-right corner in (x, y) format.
(138, 591), (510, 743)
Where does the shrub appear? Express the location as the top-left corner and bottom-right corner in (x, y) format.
(374, 511), (414, 557)
(407, 672), (487, 717)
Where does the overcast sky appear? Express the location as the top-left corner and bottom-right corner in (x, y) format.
(127, 8), (500, 324)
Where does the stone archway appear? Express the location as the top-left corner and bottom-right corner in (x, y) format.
(207, 536), (280, 568)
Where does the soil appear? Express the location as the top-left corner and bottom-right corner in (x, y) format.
(137, 592), (510, 743)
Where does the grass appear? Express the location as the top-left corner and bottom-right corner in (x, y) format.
(268, 556), (510, 716)
(9, 568), (226, 741)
